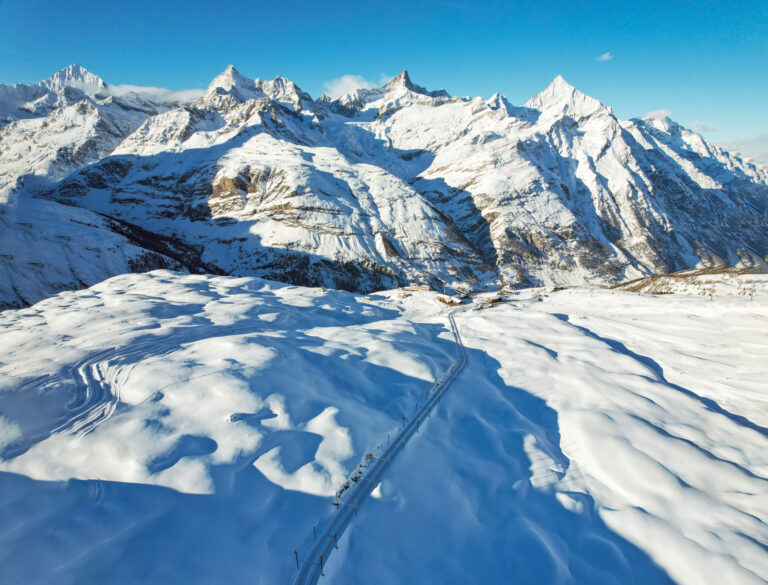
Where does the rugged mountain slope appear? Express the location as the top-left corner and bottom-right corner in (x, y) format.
(0, 66), (210, 309)
(0, 64), (190, 198)
(346, 73), (768, 287)
(2, 65), (767, 307)
(45, 67), (495, 294)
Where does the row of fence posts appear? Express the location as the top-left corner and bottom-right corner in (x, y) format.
(292, 374), (448, 578)
(294, 529), (341, 577)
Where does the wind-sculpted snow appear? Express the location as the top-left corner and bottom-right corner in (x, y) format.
(0, 271), (463, 584)
(324, 286), (768, 585)
(2, 65), (767, 308)
(0, 272), (766, 584)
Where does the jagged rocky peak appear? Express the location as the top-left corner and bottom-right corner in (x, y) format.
(486, 92), (516, 113)
(525, 74), (606, 118)
(41, 64), (106, 95)
(384, 69), (450, 98)
(258, 74), (313, 109)
(207, 64), (251, 93)
(0, 64), (109, 125)
(203, 64), (262, 104)
(317, 70), (451, 116)
(202, 65), (310, 110)
(384, 70), (415, 91)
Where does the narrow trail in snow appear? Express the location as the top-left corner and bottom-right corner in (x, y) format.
(291, 307), (469, 585)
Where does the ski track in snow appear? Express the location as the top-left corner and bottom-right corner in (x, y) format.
(3, 321), (281, 457)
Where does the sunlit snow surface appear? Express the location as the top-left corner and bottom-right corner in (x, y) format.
(0, 271), (766, 585)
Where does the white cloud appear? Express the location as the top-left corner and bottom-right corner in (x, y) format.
(644, 109), (672, 120)
(719, 134), (768, 168)
(595, 52), (613, 62)
(692, 121), (718, 132)
(104, 84), (205, 104)
(323, 74), (376, 97)
(378, 73), (395, 86)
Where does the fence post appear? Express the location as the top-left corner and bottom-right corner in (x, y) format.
(334, 533), (339, 549)
(313, 525), (317, 541)
(295, 550), (299, 570)
(320, 555), (325, 577)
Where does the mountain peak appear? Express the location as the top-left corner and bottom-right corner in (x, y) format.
(41, 64), (105, 94)
(382, 69), (449, 99)
(208, 65), (250, 92)
(487, 92), (511, 108)
(641, 111), (682, 135)
(524, 75), (605, 118)
(386, 70), (412, 89)
(547, 74), (578, 97)
(269, 75), (297, 93)
(201, 67), (310, 111)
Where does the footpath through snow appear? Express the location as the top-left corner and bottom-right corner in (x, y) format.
(291, 307), (469, 584)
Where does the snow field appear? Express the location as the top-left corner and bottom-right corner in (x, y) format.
(326, 287), (767, 585)
(0, 271), (455, 584)
(0, 274), (766, 585)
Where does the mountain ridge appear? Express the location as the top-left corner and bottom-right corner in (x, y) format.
(1, 65), (766, 309)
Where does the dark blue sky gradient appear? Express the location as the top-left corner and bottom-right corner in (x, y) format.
(2, 0), (766, 140)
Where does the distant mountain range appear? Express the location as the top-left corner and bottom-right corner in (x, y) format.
(1, 64), (766, 309)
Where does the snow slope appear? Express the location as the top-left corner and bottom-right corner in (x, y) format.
(326, 287), (768, 585)
(0, 272), (456, 584)
(1, 272), (766, 584)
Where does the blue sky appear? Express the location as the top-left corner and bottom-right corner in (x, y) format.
(2, 0), (766, 157)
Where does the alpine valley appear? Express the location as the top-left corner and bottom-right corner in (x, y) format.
(1, 64), (767, 308)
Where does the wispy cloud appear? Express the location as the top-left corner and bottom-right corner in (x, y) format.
(644, 109), (672, 120)
(323, 73), (395, 97)
(719, 134), (768, 168)
(692, 121), (717, 133)
(323, 74), (376, 97)
(377, 73), (395, 86)
(105, 84), (204, 103)
(595, 52), (613, 62)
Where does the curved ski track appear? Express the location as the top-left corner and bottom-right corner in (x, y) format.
(11, 322), (272, 445)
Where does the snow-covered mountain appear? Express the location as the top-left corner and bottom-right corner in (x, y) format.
(1, 65), (766, 308)
(0, 64), (196, 198)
